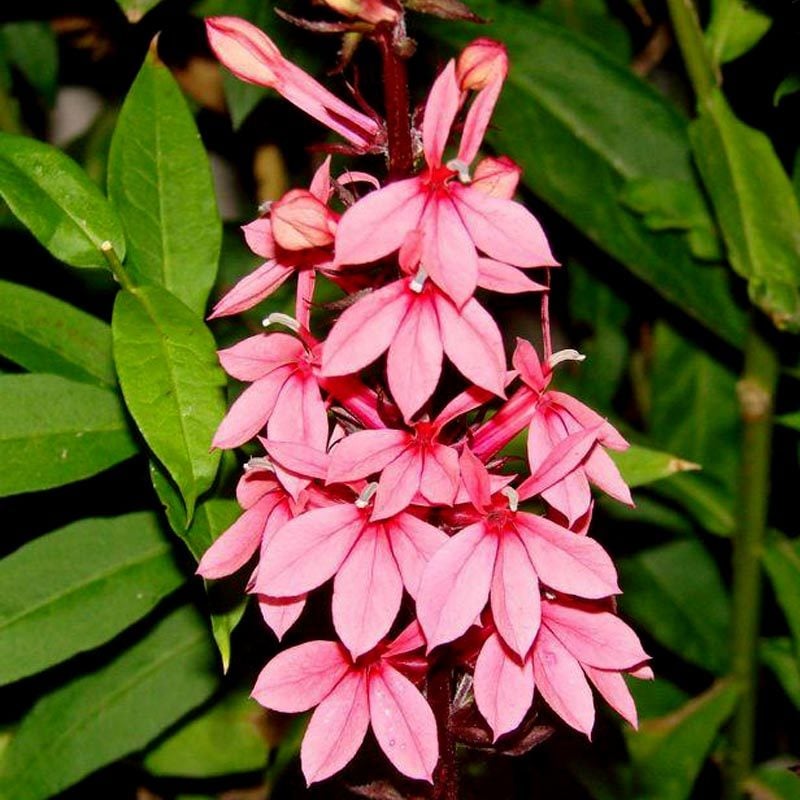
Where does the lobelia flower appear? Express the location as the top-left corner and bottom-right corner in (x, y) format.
(333, 50), (557, 308)
(473, 596), (651, 741)
(252, 623), (438, 784)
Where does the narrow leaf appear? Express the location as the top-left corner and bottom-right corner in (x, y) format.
(108, 58), (221, 315)
(745, 762), (800, 800)
(760, 638), (800, 710)
(763, 531), (800, 651)
(0, 132), (125, 268)
(0, 374), (137, 497)
(705, 0), (772, 65)
(112, 285), (226, 518)
(0, 605), (218, 800)
(610, 444), (700, 488)
(0, 279), (115, 387)
(0, 512), (184, 685)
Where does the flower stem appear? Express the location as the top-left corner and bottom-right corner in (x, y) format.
(723, 323), (779, 800)
(376, 25), (414, 179)
(429, 666), (458, 800)
(664, 0), (719, 102)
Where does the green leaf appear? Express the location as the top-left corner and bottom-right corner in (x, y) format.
(706, 0), (772, 65)
(0, 605), (218, 800)
(745, 762), (800, 799)
(763, 531), (800, 650)
(433, 2), (747, 347)
(618, 539), (731, 673)
(619, 177), (723, 261)
(0, 279), (115, 387)
(760, 638), (800, 710)
(0, 512), (184, 685)
(115, 0), (162, 21)
(0, 132), (126, 268)
(0, 374), (138, 497)
(649, 321), (740, 494)
(108, 58), (221, 315)
(610, 445), (700, 488)
(625, 679), (739, 800)
(145, 691), (269, 778)
(776, 411), (800, 431)
(1, 22), (59, 105)
(112, 285), (226, 518)
(774, 75), (800, 107)
(690, 89), (800, 332)
(652, 472), (735, 537)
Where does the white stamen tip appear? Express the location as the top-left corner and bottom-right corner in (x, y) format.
(547, 349), (586, 369)
(262, 313), (301, 332)
(244, 456), (273, 473)
(544, 590), (557, 601)
(446, 159), (472, 184)
(258, 200), (273, 215)
(409, 268), (428, 294)
(355, 482), (379, 509)
(501, 486), (519, 512)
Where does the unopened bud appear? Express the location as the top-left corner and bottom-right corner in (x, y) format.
(457, 38), (508, 91)
(270, 189), (336, 251)
(472, 156), (521, 199)
(320, 0), (399, 24)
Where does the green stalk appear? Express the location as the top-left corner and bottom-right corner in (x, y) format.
(100, 241), (135, 292)
(724, 325), (779, 800)
(665, 0), (719, 102)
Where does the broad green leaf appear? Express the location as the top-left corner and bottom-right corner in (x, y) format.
(0, 22), (58, 105)
(619, 177), (723, 261)
(433, 2), (747, 347)
(0, 374), (138, 497)
(652, 472), (735, 537)
(0, 132), (125, 268)
(760, 638), (800, 710)
(611, 445), (700, 488)
(628, 677), (690, 720)
(0, 279), (115, 387)
(625, 680), (739, 800)
(108, 58), (221, 315)
(618, 539), (731, 673)
(145, 691), (269, 778)
(649, 321), (740, 494)
(0, 605), (218, 800)
(0, 512), (184, 685)
(600, 494), (695, 536)
(745, 762), (800, 799)
(112, 285), (226, 518)
(690, 89), (800, 331)
(706, 0), (772, 65)
(763, 531), (800, 650)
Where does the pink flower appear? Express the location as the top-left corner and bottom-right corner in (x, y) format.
(252, 487), (447, 658)
(320, 273), (507, 422)
(206, 17), (383, 151)
(321, 0), (400, 24)
(333, 52), (556, 308)
(417, 436), (619, 660)
(473, 597), (651, 740)
(252, 624), (439, 784)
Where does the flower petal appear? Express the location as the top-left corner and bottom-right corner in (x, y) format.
(422, 60), (461, 167)
(258, 594), (307, 641)
(386, 512), (449, 598)
(583, 666), (639, 729)
(217, 333), (304, 381)
(583, 446), (634, 506)
(269, 371), (328, 450)
(368, 663), (439, 782)
(458, 446), (492, 512)
(209, 260), (293, 319)
(328, 428), (411, 483)
(418, 444), (460, 506)
(261, 439), (330, 480)
(372, 447), (423, 521)
(474, 632), (534, 741)
(476, 258), (547, 294)
(548, 391), (629, 450)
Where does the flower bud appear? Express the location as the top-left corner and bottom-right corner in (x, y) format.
(271, 189), (337, 251)
(456, 38), (508, 91)
(320, 0), (399, 24)
(472, 156), (521, 199)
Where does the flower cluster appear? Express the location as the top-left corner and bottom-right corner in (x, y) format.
(201, 15), (651, 787)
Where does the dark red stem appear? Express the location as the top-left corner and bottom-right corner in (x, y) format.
(429, 666), (458, 800)
(376, 26), (414, 179)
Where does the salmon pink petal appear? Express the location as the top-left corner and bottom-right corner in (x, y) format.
(422, 60), (461, 167)
(457, 77), (502, 165)
(541, 467), (592, 527)
(385, 512), (449, 598)
(477, 258), (547, 294)
(417, 522), (498, 650)
(384, 620), (426, 657)
(332, 524), (403, 657)
(513, 338), (548, 393)
(452, 184), (558, 268)
(418, 444), (459, 505)
(368, 663), (439, 782)
(434, 384), (495, 431)
(532, 625), (595, 737)
(548, 391), (629, 450)
(328, 428), (411, 482)
(583, 666), (639, 728)
(268, 372), (328, 450)
(516, 513), (620, 598)
(242, 218), (275, 258)
(217, 334), (304, 381)
(334, 178), (426, 266)
(196, 493), (279, 579)
(212, 372), (289, 449)
(387, 294), (444, 421)
(261, 439), (330, 480)
(542, 602), (649, 670)
(471, 155), (521, 199)
(309, 155), (333, 201)
(236, 470), (280, 508)
(295, 268), (316, 329)
(258, 594), (307, 641)
(253, 504), (366, 596)
(321, 279), (412, 376)
(301, 669), (370, 784)
(271, 189), (335, 250)
(421, 196), (478, 308)
(251, 640), (350, 712)
(209, 261), (293, 319)
(372, 447), (422, 521)
(474, 633), (534, 741)
(491, 532), (541, 658)
(583, 447), (634, 506)
(458, 446), (492, 511)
